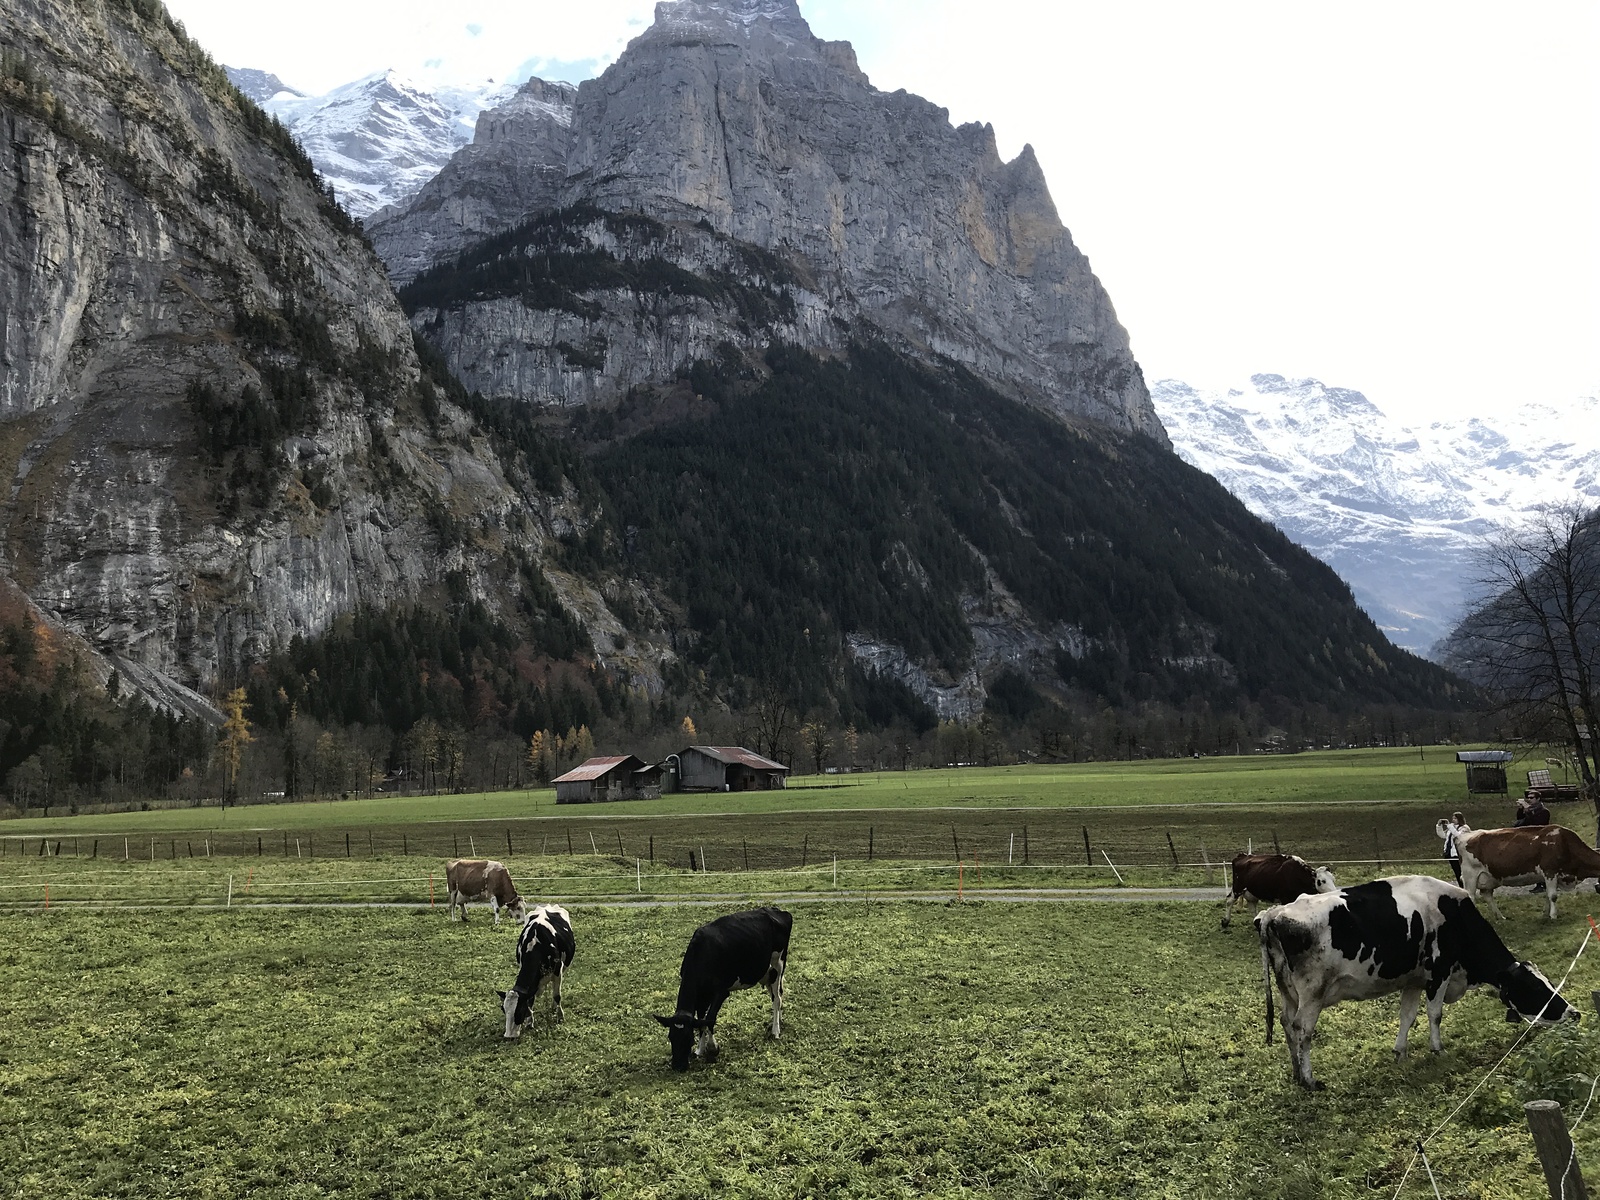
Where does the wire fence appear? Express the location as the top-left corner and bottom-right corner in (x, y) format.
(0, 808), (1470, 878)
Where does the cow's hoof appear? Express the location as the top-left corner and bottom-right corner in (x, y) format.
(1299, 1080), (1325, 1092)
(553, 1008), (565, 1024)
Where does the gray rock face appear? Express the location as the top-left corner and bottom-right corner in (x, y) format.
(374, 0), (1165, 443)
(0, 0), (569, 705)
(370, 78), (576, 284)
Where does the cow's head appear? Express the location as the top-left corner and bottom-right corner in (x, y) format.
(1497, 962), (1578, 1026)
(1313, 866), (1337, 893)
(654, 1013), (703, 1072)
(498, 988), (533, 1040)
(508, 896), (529, 924)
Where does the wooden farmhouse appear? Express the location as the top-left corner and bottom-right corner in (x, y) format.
(553, 755), (662, 804)
(668, 746), (790, 793)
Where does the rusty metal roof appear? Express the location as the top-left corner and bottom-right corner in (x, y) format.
(689, 746), (790, 771)
(552, 756), (640, 783)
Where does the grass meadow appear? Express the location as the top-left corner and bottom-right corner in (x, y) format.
(5, 750), (1597, 1197)
(1, 747), (1512, 836)
(4, 899), (1598, 1198)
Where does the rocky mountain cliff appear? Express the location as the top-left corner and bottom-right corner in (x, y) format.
(0, 0), (599, 712)
(1154, 375), (1600, 655)
(370, 0), (1164, 442)
(0, 0), (1470, 757)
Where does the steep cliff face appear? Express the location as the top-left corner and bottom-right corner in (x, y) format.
(370, 0), (1163, 442)
(0, 0), (573, 704)
(370, 78), (575, 285)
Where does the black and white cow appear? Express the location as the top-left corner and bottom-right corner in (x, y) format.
(498, 904), (575, 1040)
(655, 907), (792, 1072)
(1255, 875), (1574, 1089)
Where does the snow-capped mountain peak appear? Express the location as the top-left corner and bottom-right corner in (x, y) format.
(1154, 375), (1599, 654)
(225, 66), (514, 218)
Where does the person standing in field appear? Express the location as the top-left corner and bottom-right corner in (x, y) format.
(1441, 812), (1468, 883)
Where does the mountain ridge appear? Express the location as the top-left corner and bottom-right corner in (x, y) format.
(1153, 374), (1600, 654)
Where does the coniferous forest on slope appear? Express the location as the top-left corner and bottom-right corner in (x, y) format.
(586, 342), (1464, 715)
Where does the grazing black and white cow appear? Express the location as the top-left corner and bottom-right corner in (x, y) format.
(445, 858), (526, 925)
(1221, 853), (1337, 928)
(498, 904), (575, 1040)
(655, 907), (792, 1072)
(1255, 875), (1574, 1089)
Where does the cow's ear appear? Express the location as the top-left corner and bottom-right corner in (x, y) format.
(653, 1014), (674, 1027)
(694, 1018), (712, 1030)
(496, 990), (507, 1001)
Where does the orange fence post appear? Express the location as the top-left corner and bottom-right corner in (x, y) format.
(244, 868), (253, 893)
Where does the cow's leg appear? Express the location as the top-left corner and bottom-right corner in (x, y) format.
(551, 963), (565, 1023)
(1279, 990), (1322, 1090)
(1220, 889), (1240, 930)
(1545, 874), (1559, 921)
(1395, 987), (1424, 1059)
(451, 891), (464, 922)
(490, 895), (501, 926)
(699, 993), (730, 1062)
(768, 952), (785, 1039)
(1425, 988), (1448, 1053)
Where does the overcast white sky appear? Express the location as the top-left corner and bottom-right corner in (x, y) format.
(164, 0), (1600, 425)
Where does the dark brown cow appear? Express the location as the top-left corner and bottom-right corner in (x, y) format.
(444, 859), (526, 925)
(1452, 825), (1600, 920)
(1222, 853), (1336, 929)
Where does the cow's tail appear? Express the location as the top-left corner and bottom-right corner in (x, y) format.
(1256, 922), (1277, 1046)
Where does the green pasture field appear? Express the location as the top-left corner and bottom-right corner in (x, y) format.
(1, 747), (1520, 838)
(3, 899), (1596, 1199)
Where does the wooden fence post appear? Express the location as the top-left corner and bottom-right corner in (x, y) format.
(1272, 830), (1281, 855)
(345, 833), (351, 857)
(1166, 832), (1179, 868)
(507, 829), (515, 858)
(1525, 1100), (1588, 1199)
(952, 828), (961, 862)
(868, 826), (874, 863)
(402, 833), (408, 856)
(1023, 824), (1029, 865)
(1082, 827), (1091, 866)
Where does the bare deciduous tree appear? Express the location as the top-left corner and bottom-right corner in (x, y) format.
(1445, 502), (1600, 810)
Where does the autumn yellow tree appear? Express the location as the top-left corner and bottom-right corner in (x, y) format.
(219, 687), (253, 805)
(574, 724), (595, 763)
(526, 730), (548, 786)
(681, 715), (697, 740)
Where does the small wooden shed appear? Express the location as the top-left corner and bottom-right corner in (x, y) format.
(553, 755), (662, 804)
(1455, 750), (1513, 796)
(669, 746), (790, 793)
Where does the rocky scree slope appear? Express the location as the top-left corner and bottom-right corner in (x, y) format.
(371, 0), (1162, 442)
(0, 0), (611, 711)
(1154, 375), (1600, 655)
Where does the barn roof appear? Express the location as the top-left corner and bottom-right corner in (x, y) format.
(552, 755), (641, 783)
(1455, 751), (1514, 764)
(688, 746), (790, 771)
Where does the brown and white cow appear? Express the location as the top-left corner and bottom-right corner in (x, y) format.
(1442, 824), (1600, 921)
(444, 858), (526, 925)
(1221, 853), (1337, 928)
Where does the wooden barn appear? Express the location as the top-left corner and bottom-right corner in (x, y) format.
(553, 755), (662, 804)
(667, 746), (790, 793)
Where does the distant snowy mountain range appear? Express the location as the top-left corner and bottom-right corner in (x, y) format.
(224, 66), (513, 217)
(1153, 375), (1600, 656)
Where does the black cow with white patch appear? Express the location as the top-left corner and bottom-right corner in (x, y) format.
(655, 907), (792, 1072)
(1255, 875), (1574, 1089)
(498, 904), (575, 1040)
